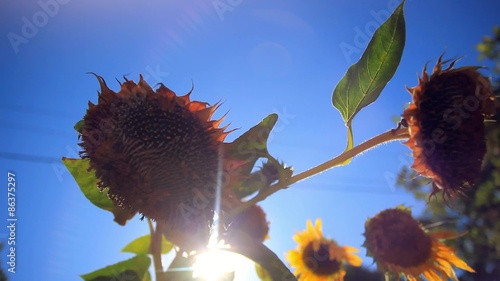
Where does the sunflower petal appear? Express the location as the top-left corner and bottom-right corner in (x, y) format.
(345, 253), (362, 267)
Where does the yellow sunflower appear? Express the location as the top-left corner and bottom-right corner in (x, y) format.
(286, 219), (362, 281)
(363, 206), (474, 281)
(79, 75), (237, 237)
(402, 55), (496, 201)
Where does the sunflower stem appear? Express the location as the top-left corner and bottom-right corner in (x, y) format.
(149, 219), (165, 281)
(228, 127), (409, 219)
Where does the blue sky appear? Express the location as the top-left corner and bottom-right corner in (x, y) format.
(1, 1), (499, 280)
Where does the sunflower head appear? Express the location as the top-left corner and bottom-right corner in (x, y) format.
(364, 206), (474, 281)
(79, 75), (232, 227)
(402, 55), (496, 201)
(286, 219), (362, 281)
(227, 204), (269, 243)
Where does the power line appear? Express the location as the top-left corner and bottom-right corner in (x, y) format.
(0, 104), (78, 120)
(0, 151), (404, 194)
(0, 152), (62, 164)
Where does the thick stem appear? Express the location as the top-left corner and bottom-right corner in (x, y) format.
(228, 127), (409, 219)
(226, 230), (297, 281)
(149, 219), (165, 281)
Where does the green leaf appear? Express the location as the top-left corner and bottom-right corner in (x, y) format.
(62, 157), (136, 225)
(233, 161), (293, 199)
(122, 234), (173, 255)
(332, 1), (405, 147)
(224, 114), (293, 199)
(225, 114), (278, 174)
(142, 271), (152, 281)
(80, 255), (151, 281)
(255, 263), (272, 281)
(74, 120), (84, 133)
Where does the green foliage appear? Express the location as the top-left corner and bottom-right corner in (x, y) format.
(225, 114), (277, 167)
(477, 26), (500, 74)
(225, 114), (292, 199)
(332, 1), (405, 156)
(67, 2), (413, 280)
(236, 161), (293, 199)
(62, 157), (136, 225)
(80, 255), (151, 281)
(74, 119), (84, 134)
(255, 264), (272, 281)
(122, 234), (173, 255)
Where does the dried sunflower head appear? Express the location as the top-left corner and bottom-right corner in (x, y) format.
(79, 75), (233, 229)
(402, 55), (496, 201)
(364, 206), (474, 281)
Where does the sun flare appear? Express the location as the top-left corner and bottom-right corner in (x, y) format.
(192, 248), (243, 281)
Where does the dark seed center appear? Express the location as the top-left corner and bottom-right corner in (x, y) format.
(417, 72), (486, 189)
(114, 95), (218, 191)
(302, 242), (341, 276)
(367, 210), (432, 267)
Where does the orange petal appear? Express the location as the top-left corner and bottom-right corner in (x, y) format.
(345, 253), (362, 267)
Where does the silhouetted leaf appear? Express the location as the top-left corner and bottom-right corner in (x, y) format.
(225, 114), (278, 173)
(233, 161), (293, 199)
(225, 114), (293, 199)
(228, 230), (297, 281)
